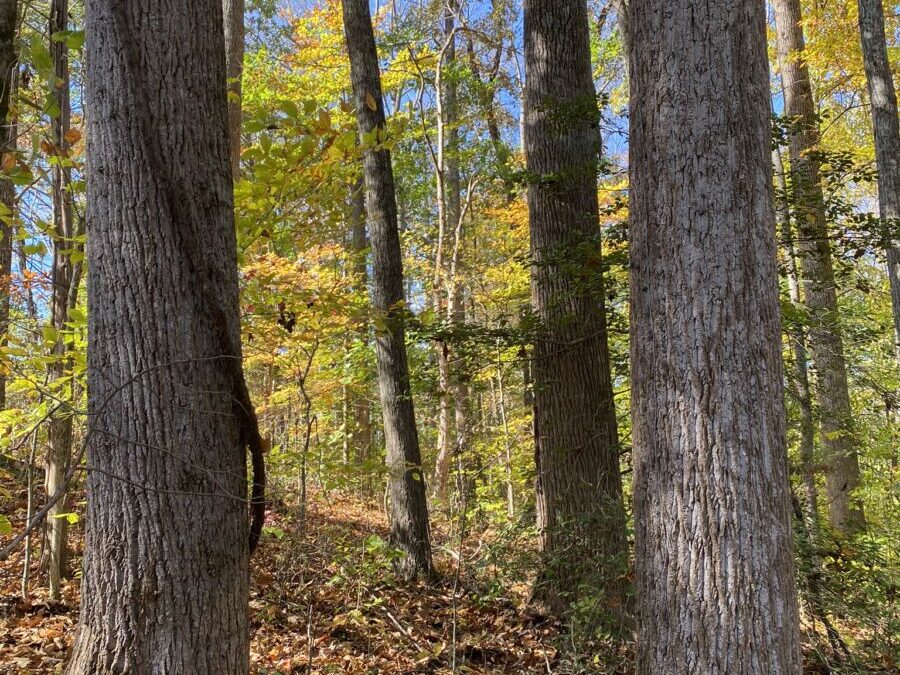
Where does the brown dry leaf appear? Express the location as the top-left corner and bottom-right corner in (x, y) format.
(1, 152), (15, 173)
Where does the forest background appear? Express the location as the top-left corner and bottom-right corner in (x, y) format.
(0, 0), (896, 673)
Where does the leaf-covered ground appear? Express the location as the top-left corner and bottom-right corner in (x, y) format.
(1, 488), (890, 674)
(1, 489), (573, 674)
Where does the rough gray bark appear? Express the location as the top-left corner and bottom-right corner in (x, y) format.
(0, 0), (16, 413)
(773, 0), (864, 534)
(67, 1), (254, 671)
(628, 1), (802, 672)
(223, 0), (244, 177)
(858, 0), (900, 355)
(46, 0), (76, 603)
(340, 0), (432, 580)
(524, 0), (627, 616)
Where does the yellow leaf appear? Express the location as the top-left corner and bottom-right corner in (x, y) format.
(317, 108), (331, 130)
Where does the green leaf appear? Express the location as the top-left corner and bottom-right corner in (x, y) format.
(0, 514), (11, 535)
(28, 34), (52, 75)
(262, 526), (285, 540)
(278, 100), (299, 119)
(22, 242), (47, 256)
(364, 534), (385, 552)
(51, 30), (85, 51)
(67, 307), (87, 324)
(42, 325), (59, 345)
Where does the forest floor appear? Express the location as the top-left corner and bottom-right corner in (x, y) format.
(0, 487), (575, 674)
(0, 486), (887, 674)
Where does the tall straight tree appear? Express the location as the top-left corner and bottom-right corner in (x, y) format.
(223, 0), (244, 176)
(340, 0), (433, 579)
(0, 0), (16, 413)
(858, 0), (900, 354)
(773, 0), (864, 534)
(430, 4), (458, 502)
(523, 0), (627, 614)
(628, 0), (801, 672)
(348, 178), (372, 464)
(45, 0), (79, 603)
(67, 0), (263, 670)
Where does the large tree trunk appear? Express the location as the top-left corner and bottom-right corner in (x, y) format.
(773, 0), (864, 534)
(858, 0), (900, 355)
(67, 1), (254, 671)
(340, 0), (432, 580)
(45, 0), (76, 603)
(223, 0), (244, 177)
(0, 0), (16, 413)
(628, 1), (801, 672)
(523, 0), (627, 617)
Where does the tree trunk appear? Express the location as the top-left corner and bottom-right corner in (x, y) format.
(450, 289), (470, 502)
(775, 148), (820, 527)
(524, 0), (627, 617)
(433, 343), (453, 499)
(340, 0), (432, 580)
(349, 179), (372, 464)
(495, 346), (514, 518)
(0, 0), (16, 413)
(858, 0), (900, 356)
(611, 0), (629, 56)
(67, 1), (253, 671)
(223, 0), (244, 177)
(628, 0), (802, 672)
(777, 148), (838, 639)
(431, 5), (461, 504)
(45, 0), (76, 603)
(773, 0), (864, 534)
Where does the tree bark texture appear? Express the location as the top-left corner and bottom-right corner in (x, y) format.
(858, 0), (900, 355)
(223, 0), (244, 177)
(340, 0), (432, 580)
(523, 0), (627, 616)
(0, 0), (16, 413)
(67, 1), (252, 671)
(773, 0), (864, 534)
(628, 0), (802, 672)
